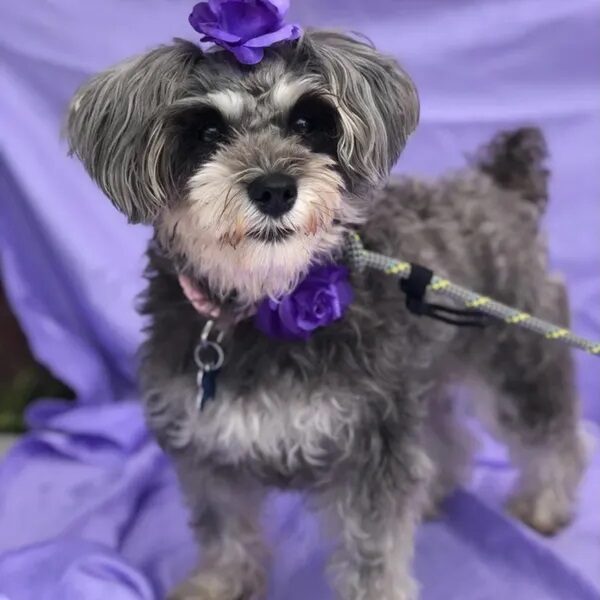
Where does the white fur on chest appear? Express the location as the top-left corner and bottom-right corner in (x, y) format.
(192, 378), (360, 470)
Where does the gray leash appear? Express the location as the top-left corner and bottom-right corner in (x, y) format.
(345, 232), (600, 357)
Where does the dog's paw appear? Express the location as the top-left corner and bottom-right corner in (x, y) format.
(506, 488), (572, 536)
(167, 569), (265, 600)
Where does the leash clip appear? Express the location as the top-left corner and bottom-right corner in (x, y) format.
(400, 263), (489, 328)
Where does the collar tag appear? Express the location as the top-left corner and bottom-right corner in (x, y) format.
(194, 320), (225, 411)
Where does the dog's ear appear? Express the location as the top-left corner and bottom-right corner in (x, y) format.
(65, 41), (202, 223)
(300, 31), (419, 186)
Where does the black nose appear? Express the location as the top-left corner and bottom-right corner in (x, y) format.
(247, 173), (297, 217)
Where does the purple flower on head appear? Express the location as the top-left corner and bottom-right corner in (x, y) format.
(255, 264), (354, 340)
(189, 0), (302, 65)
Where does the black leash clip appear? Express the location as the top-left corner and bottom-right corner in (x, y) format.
(400, 263), (489, 328)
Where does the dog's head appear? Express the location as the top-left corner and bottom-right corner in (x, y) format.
(66, 32), (419, 302)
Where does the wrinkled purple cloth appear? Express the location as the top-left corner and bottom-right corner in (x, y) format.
(0, 1), (599, 599)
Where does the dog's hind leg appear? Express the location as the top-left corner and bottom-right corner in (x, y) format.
(471, 279), (587, 535)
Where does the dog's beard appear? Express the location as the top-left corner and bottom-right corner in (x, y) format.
(159, 155), (360, 303)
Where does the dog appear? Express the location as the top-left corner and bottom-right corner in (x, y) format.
(66, 31), (586, 600)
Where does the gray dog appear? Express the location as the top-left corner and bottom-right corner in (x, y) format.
(66, 31), (586, 600)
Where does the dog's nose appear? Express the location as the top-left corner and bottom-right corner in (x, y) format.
(247, 173), (297, 218)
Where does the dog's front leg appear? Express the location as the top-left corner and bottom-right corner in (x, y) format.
(169, 467), (267, 600)
(325, 445), (431, 600)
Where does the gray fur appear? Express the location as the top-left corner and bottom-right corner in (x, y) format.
(67, 41), (203, 222)
(300, 31), (419, 186)
(66, 30), (586, 600)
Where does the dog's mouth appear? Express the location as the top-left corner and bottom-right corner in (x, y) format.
(247, 226), (296, 244)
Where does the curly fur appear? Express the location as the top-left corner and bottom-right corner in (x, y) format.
(66, 30), (586, 600)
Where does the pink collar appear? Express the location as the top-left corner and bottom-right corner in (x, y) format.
(178, 274), (222, 319)
(178, 274), (256, 322)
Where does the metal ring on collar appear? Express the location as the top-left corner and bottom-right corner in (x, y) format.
(194, 341), (225, 372)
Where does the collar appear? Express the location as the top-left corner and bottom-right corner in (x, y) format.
(178, 260), (355, 341)
(178, 273), (256, 324)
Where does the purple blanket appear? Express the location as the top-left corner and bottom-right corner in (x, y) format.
(0, 1), (598, 598)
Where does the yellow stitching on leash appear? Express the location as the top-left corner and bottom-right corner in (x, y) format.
(546, 328), (568, 340)
(430, 278), (450, 291)
(386, 262), (410, 275)
(507, 312), (529, 324)
(467, 296), (490, 308)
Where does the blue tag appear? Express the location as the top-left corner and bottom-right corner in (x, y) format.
(201, 369), (219, 406)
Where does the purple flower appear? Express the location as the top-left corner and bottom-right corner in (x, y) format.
(255, 264), (354, 340)
(189, 0), (302, 65)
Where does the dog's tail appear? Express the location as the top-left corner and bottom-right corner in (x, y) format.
(475, 127), (549, 215)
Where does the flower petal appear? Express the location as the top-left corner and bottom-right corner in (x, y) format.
(336, 279), (354, 311)
(193, 24), (242, 43)
(323, 285), (343, 320)
(208, 0), (229, 12)
(260, 0), (290, 18)
(244, 23), (302, 47)
(277, 296), (305, 336)
(255, 300), (284, 338)
(219, 1), (279, 40)
(229, 44), (265, 65)
(189, 2), (217, 24)
(294, 294), (325, 331)
(301, 263), (342, 285)
(254, 262), (353, 340)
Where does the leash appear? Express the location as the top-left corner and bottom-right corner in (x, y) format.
(188, 232), (599, 412)
(345, 232), (600, 357)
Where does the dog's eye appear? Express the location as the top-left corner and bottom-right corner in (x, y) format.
(166, 105), (230, 186)
(197, 109), (228, 146)
(200, 125), (224, 144)
(291, 116), (310, 135)
(287, 95), (339, 156)
(174, 106), (227, 149)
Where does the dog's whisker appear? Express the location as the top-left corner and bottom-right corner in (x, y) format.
(308, 201), (337, 219)
(218, 186), (244, 222)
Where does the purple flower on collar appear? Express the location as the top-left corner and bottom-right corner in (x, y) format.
(255, 264), (354, 340)
(189, 0), (302, 65)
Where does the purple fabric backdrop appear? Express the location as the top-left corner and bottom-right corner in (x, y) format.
(0, 1), (599, 598)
